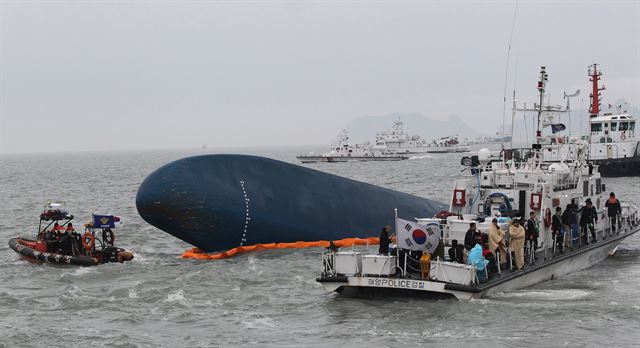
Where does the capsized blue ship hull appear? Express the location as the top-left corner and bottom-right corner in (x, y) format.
(136, 155), (446, 252)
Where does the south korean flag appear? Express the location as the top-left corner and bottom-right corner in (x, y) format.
(395, 218), (441, 253)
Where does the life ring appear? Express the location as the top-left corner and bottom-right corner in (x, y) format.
(82, 231), (95, 251)
(543, 208), (552, 228)
(102, 229), (115, 246)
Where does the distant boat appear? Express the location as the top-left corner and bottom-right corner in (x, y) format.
(370, 118), (430, 154)
(296, 130), (409, 163)
(426, 135), (470, 153)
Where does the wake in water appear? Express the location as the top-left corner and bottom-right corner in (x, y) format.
(409, 154), (434, 160)
(489, 289), (591, 301)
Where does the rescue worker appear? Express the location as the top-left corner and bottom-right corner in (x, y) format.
(580, 199), (598, 244)
(604, 192), (622, 234)
(488, 218), (507, 268)
(464, 223), (483, 251)
(509, 219), (526, 270)
(378, 225), (391, 255)
(552, 206), (564, 253)
(448, 239), (464, 263)
(526, 211), (539, 251)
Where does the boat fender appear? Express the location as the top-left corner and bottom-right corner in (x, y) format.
(82, 231), (95, 251)
(102, 229), (115, 246)
(543, 208), (552, 228)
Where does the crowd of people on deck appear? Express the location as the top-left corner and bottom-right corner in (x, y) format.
(368, 192), (624, 282)
(446, 192), (623, 279)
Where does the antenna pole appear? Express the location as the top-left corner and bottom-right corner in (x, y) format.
(536, 66), (548, 143)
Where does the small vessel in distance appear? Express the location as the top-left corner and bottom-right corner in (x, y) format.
(9, 202), (134, 266)
(296, 129), (409, 163)
(316, 66), (640, 299)
(425, 135), (471, 153)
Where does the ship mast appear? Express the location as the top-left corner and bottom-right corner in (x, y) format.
(588, 63), (605, 117)
(535, 66), (549, 142)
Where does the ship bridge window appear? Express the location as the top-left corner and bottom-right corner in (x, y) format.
(599, 137), (613, 143)
(611, 122), (617, 131)
(619, 122), (629, 131)
(630, 122), (636, 130)
(591, 123), (602, 132)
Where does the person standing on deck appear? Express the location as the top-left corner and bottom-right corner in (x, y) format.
(580, 199), (598, 244)
(488, 218), (507, 268)
(552, 206), (564, 253)
(562, 204), (573, 249)
(605, 192), (622, 233)
(378, 225), (392, 255)
(509, 219), (526, 270)
(526, 211), (539, 251)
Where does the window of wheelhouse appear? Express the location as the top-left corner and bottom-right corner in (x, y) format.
(630, 122), (636, 131)
(591, 123), (602, 132)
(611, 122), (618, 131)
(619, 122), (629, 131)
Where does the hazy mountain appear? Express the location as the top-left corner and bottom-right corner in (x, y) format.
(343, 112), (480, 143)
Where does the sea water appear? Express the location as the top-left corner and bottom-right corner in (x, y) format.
(1, 148), (638, 347)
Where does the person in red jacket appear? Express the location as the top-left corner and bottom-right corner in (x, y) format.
(605, 192), (622, 234)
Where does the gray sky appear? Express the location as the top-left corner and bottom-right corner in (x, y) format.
(1, 1), (638, 153)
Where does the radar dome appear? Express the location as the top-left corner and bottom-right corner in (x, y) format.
(478, 148), (491, 164)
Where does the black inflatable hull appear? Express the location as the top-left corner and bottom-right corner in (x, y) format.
(136, 155), (446, 252)
(9, 238), (99, 266)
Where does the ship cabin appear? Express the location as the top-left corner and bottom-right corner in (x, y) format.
(448, 147), (610, 253)
(588, 113), (639, 161)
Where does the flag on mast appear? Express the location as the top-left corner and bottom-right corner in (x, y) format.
(551, 123), (566, 134)
(395, 218), (440, 253)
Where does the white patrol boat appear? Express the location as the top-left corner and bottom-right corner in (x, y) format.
(370, 118), (430, 154)
(316, 67), (640, 299)
(297, 130), (409, 163)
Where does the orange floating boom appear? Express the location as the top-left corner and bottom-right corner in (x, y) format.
(182, 237), (380, 260)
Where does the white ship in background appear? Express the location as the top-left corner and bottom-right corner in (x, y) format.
(296, 130), (409, 163)
(297, 119), (433, 163)
(370, 119), (430, 154)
